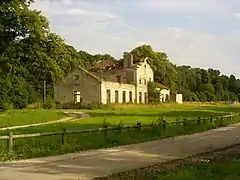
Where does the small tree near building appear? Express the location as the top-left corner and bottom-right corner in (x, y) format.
(147, 82), (160, 103)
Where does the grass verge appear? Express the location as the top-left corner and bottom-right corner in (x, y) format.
(0, 114), (239, 161)
(98, 144), (240, 180)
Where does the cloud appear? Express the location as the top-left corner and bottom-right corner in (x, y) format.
(138, 0), (230, 17)
(31, 0), (240, 77)
(234, 12), (240, 18)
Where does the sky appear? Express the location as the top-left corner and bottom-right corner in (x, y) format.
(31, 0), (240, 77)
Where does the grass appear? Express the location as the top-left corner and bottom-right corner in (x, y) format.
(0, 109), (66, 128)
(0, 103), (240, 161)
(101, 145), (240, 180)
(153, 161), (240, 180)
(0, 113), (239, 161)
(1, 103), (238, 135)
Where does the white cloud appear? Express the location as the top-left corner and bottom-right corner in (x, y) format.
(234, 12), (240, 18)
(139, 0), (230, 17)
(31, 0), (240, 76)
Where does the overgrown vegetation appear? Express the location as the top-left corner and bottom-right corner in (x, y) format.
(1, 1), (240, 110)
(147, 82), (160, 103)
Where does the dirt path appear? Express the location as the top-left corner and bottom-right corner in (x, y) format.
(0, 124), (240, 180)
(0, 112), (89, 131)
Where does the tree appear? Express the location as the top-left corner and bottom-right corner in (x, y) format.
(129, 45), (178, 91)
(0, 0), (77, 108)
(147, 82), (160, 103)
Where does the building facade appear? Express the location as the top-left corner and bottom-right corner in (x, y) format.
(54, 54), (170, 104)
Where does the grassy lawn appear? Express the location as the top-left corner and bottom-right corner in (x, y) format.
(1, 103), (239, 135)
(0, 111), (239, 161)
(0, 103), (239, 161)
(0, 109), (66, 128)
(101, 145), (240, 180)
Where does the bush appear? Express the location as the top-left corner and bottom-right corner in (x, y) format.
(43, 97), (56, 109)
(60, 101), (106, 110)
(0, 103), (9, 112)
(148, 82), (160, 103)
(55, 101), (62, 109)
(61, 102), (76, 109)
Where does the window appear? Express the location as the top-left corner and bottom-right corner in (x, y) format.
(144, 65), (146, 68)
(115, 90), (119, 103)
(139, 92), (142, 103)
(74, 91), (81, 103)
(106, 89), (111, 103)
(129, 91), (133, 102)
(149, 77), (152, 82)
(122, 91), (126, 103)
(144, 79), (147, 85)
(73, 73), (80, 80)
(139, 79), (142, 84)
(144, 92), (147, 103)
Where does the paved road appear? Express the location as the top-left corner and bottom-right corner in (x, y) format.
(0, 124), (240, 180)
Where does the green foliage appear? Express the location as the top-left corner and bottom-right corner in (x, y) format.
(43, 97), (56, 109)
(60, 102), (106, 110)
(176, 66), (240, 102)
(147, 82), (160, 103)
(0, 1), (239, 108)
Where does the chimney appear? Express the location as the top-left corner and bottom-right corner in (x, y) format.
(116, 75), (122, 83)
(129, 54), (133, 67)
(123, 53), (133, 68)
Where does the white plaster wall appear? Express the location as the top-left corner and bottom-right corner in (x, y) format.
(101, 81), (136, 104)
(160, 89), (170, 102)
(134, 59), (154, 103)
(156, 88), (170, 102)
(176, 94), (183, 104)
(135, 59), (154, 85)
(135, 85), (148, 103)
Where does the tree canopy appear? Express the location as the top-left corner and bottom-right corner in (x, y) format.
(0, 0), (239, 109)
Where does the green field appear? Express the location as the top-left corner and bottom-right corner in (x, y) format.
(0, 103), (240, 161)
(0, 109), (66, 128)
(1, 103), (239, 135)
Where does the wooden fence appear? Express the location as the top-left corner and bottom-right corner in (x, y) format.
(0, 113), (238, 153)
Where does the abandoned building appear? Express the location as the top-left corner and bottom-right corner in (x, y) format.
(54, 54), (170, 104)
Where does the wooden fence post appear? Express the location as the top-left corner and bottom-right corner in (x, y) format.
(8, 132), (13, 153)
(183, 118), (186, 127)
(230, 113), (233, 121)
(61, 128), (66, 145)
(210, 116), (213, 123)
(162, 120), (166, 129)
(220, 115), (223, 125)
(137, 122), (142, 132)
(104, 125), (108, 137)
(197, 117), (201, 125)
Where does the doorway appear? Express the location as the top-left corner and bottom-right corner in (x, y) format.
(74, 90), (81, 103)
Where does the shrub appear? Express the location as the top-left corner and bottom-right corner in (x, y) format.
(43, 97), (56, 109)
(147, 82), (160, 104)
(55, 101), (62, 109)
